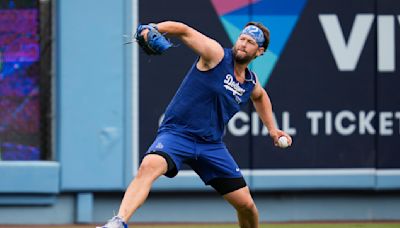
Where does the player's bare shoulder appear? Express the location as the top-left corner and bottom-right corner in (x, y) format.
(177, 24), (224, 71)
(196, 38), (224, 71)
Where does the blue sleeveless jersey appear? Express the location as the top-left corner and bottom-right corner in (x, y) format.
(158, 48), (257, 142)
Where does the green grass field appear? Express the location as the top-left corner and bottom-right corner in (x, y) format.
(2, 223), (400, 228)
(125, 223), (400, 228)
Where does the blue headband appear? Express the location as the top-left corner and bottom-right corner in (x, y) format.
(240, 25), (265, 47)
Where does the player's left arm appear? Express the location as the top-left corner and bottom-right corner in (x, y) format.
(250, 80), (293, 146)
(140, 21), (224, 70)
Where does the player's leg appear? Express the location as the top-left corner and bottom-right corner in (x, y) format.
(193, 142), (258, 228)
(206, 177), (258, 228)
(97, 154), (168, 228)
(117, 154), (168, 222)
(223, 186), (259, 228)
(99, 133), (192, 227)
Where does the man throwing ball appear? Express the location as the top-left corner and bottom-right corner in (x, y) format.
(98, 21), (292, 228)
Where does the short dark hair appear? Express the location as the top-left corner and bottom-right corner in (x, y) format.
(245, 22), (270, 50)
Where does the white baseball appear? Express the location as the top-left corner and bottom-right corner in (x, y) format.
(278, 136), (289, 148)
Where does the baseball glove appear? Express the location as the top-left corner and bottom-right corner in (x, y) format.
(135, 24), (172, 55)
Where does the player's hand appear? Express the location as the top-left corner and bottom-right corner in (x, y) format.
(140, 29), (149, 41)
(135, 24), (172, 55)
(269, 129), (292, 147)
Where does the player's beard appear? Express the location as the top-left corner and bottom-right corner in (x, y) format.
(232, 46), (255, 64)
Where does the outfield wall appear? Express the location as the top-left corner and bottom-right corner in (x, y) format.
(1, 192), (400, 224)
(0, 0), (399, 224)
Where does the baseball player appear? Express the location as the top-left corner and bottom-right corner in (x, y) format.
(98, 21), (292, 228)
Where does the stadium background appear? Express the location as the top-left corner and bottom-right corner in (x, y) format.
(0, 0), (399, 225)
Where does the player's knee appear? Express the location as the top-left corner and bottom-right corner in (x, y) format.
(136, 162), (161, 180)
(236, 200), (258, 215)
(137, 155), (167, 180)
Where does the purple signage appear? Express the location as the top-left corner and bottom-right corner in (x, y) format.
(0, 2), (41, 161)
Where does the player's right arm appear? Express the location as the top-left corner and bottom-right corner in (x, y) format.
(143, 21), (224, 71)
(251, 80), (293, 147)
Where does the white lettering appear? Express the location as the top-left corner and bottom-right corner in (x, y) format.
(251, 112), (260, 136)
(226, 112), (291, 136)
(319, 14), (374, 71)
(359, 111), (376, 134)
(335, 110), (356, 135)
(226, 111), (286, 136)
(224, 74), (245, 96)
(378, 15), (395, 72)
(325, 111), (332, 135)
(306, 111), (323, 135)
(380, 112), (393, 136)
(159, 111), (399, 137)
(282, 111), (296, 135)
(228, 111), (249, 136)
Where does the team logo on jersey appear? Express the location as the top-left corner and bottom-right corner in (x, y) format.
(224, 74), (245, 96)
(224, 74), (245, 104)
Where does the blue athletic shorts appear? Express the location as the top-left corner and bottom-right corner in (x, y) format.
(146, 132), (243, 185)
